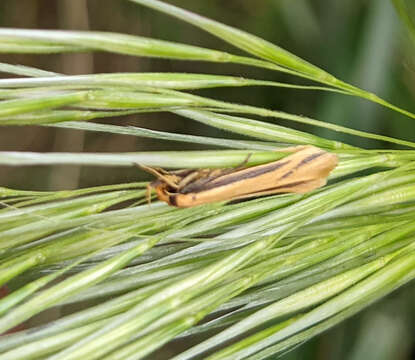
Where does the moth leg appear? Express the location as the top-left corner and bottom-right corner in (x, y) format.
(169, 169), (194, 176)
(145, 183), (153, 205)
(201, 154), (252, 182)
(233, 153), (252, 170)
(134, 163), (180, 189)
(210, 154), (253, 179)
(178, 171), (203, 189)
(179, 158), (253, 194)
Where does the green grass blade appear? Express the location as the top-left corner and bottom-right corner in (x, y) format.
(0, 150), (286, 168)
(51, 121), (278, 150)
(128, 0), (415, 120)
(127, 0), (332, 80)
(174, 250), (402, 360)
(0, 72), (343, 93)
(0, 62), (59, 77)
(0, 235), (162, 334)
(0, 92), (90, 118)
(215, 248), (415, 360)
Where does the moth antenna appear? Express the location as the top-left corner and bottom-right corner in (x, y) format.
(134, 163), (179, 189)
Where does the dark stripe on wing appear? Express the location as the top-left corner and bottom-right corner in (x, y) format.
(181, 160), (290, 194)
(278, 151), (324, 180)
(294, 151), (325, 169)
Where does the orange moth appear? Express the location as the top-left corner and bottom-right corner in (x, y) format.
(140, 145), (338, 208)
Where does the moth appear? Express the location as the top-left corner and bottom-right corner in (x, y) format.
(140, 145), (338, 208)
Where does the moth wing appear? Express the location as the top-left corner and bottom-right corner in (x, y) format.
(230, 178), (327, 200)
(283, 151), (338, 184)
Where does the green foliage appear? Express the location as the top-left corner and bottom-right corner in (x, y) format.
(0, 1), (414, 359)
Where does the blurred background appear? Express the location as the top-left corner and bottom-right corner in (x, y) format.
(0, 1), (414, 359)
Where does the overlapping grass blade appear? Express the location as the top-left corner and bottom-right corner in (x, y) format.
(0, 2), (414, 359)
(128, 0), (415, 120)
(1, 65), (414, 150)
(0, 163), (413, 358)
(207, 247), (415, 360)
(0, 72), (342, 93)
(0, 28), (286, 74)
(51, 121), (278, 150)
